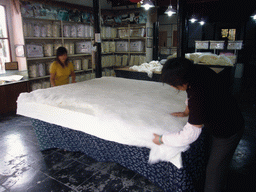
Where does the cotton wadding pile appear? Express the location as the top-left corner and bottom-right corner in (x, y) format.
(129, 60), (163, 78)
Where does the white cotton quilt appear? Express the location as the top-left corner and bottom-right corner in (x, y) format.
(17, 77), (189, 168)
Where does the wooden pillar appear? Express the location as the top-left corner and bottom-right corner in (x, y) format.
(177, 0), (187, 58)
(93, 0), (102, 78)
(153, 21), (159, 60)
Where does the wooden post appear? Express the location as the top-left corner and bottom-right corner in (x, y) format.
(177, 0), (187, 58)
(93, 0), (102, 78)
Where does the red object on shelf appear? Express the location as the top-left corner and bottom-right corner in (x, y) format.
(130, 0), (141, 3)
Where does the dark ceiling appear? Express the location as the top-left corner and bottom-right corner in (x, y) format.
(109, 0), (256, 23)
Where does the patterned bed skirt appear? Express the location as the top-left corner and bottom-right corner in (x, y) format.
(32, 119), (209, 192)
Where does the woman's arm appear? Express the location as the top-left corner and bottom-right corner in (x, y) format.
(153, 122), (202, 146)
(71, 70), (76, 83)
(50, 73), (56, 87)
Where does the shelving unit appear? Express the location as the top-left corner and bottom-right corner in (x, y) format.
(21, 17), (148, 90)
(22, 17), (95, 91)
(101, 24), (146, 71)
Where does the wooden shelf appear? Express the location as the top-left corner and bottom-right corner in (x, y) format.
(25, 37), (62, 40)
(27, 54), (91, 61)
(27, 57), (55, 61)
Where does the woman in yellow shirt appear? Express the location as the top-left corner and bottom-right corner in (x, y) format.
(50, 47), (76, 86)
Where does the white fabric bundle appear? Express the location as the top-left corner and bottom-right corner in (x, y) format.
(130, 60), (163, 78)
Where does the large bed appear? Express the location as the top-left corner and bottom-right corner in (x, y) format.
(17, 77), (208, 191)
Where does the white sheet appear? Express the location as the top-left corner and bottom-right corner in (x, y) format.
(129, 60), (163, 78)
(17, 77), (189, 168)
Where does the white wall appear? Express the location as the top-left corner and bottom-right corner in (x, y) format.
(0, 0), (27, 71)
(0, 0), (15, 63)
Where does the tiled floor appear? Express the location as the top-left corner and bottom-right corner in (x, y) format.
(0, 76), (256, 192)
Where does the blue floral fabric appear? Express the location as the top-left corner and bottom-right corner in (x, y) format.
(32, 119), (208, 192)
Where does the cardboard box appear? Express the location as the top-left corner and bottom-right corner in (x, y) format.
(26, 44), (44, 58)
(130, 41), (144, 52)
(116, 41), (128, 52)
(5, 62), (18, 70)
(75, 41), (92, 54)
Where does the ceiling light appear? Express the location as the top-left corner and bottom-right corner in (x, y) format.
(251, 10), (256, 20)
(190, 18), (197, 23)
(199, 20), (205, 25)
(189, 14), (197, 23)
(141, 0), (154, 10)
(165, 5), (176, 17)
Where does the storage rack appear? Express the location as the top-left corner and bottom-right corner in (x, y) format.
(22, 17), (94, 91)
(101, 23), (146, 70)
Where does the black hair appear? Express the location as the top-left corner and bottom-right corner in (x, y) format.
(56, 46), (68, 68)
(161, 57), (196, 88)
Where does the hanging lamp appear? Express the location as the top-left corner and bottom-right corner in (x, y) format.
(189, 14), (197, 23)
(199, 20), (205, 25)
(251, 10), (256, 20)
(141, 0), (154, 10)
(165, 5), (176, 16)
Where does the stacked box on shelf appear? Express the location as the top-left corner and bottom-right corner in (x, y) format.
(102, 55), (116, 68)
(118, 29), (129, 38)
(28, 64), (38, 78)
(26, 44), (44, 58)
(140, 55), (146, 64)
(53, 41), (63, 55)
(23, 21), (61, 38)
(85, 73), (91, 80)
(30, 80), (50, 91)
(110, 55), (116, 67)
(43, 43), (54, 57)
(109, 42), (116, 52)
(210, 41), (224, 50)
(115, 55), (122, 67)
(101, 56), (106, 68)
(130, 41), (144, 52)
(73, 59), (82, 71)
(129, 28), (145, 37)
(101, 26), (112, 39)
(129, 55), (146, 66)
(103, 42), (110, 53)
(195, 41), (209, 49)
(102, 41), (116, 53)
(62, 23), (94, 38)
(38, 63), (46, 76)
(85, 25), (94, 38)
(42, 81), (51, 89)
(122, 55), (128, 66)
(116, 41), (129, 52)
(63, 42), (75, 55)
(28, 62), (48, 78)
(82, 59), (89, 70)
(227, 41), (243, 50)
(134, 55), (140, 65)
(75, 41), (92, 54)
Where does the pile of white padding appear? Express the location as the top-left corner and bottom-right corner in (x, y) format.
(17, 77), (189, 168)
(129, 60), (163, 78)
(167, 52), (234, 66)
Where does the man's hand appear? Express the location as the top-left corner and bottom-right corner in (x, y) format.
(171, 112), (188, 117)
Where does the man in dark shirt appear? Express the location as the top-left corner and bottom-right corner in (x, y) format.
(153, 58), (244, 192)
